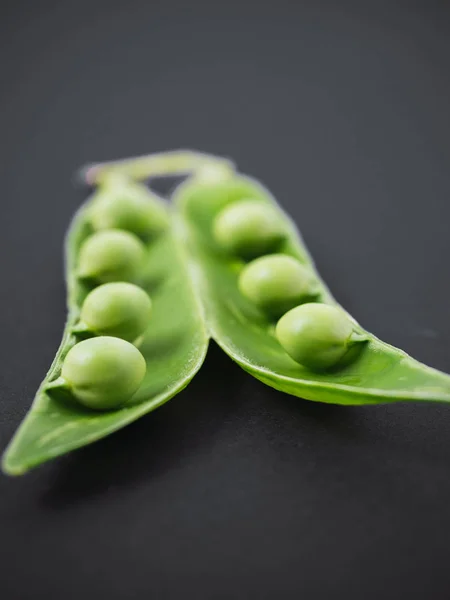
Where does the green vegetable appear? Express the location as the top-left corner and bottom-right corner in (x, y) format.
(74, 282), (152, 343)
(2, 182), (208, 475)
(57, 336), (146, 410)
(6, 147), (450, 474)
(77, 229), (146, 284)
(175, 171), (450, 406)
(89, 173), (169, 239)
(239, 254), (319, 318)
(158, 174), (267, 228)
(276, 303), (367, 371)
(213, 199), (286, 259)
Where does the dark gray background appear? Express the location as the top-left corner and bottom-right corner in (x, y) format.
(1, 1), (450, 598)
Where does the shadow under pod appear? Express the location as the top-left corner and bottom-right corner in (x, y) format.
(39, 343), (245, 509)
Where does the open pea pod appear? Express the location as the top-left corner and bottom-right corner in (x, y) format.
(174, 173), (450, 405)
(3, 182), (208, 475)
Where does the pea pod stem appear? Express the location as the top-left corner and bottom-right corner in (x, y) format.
(80, 150), (235, 186)
(71, 322), (91, 336)
(45, 376), (70, 396)
(348, 332), (370, 345)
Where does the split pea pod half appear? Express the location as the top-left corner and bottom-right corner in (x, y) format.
(174, 168), (450, 405)
(2, 169), (209, 475)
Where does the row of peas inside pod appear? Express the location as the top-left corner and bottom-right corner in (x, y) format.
(211, 193), (368, 371)
(49, 174), (168, 410)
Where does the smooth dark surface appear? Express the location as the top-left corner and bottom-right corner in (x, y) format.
(1, 1), (450, 598)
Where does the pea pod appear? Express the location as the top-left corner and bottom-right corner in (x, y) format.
(174, 172), (450, 405)
(2, 177), (208, 475)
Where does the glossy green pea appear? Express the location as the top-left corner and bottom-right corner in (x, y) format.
(60, 337), (146, 410)
(77, 229), (146, 284)
(239, 254), (319, 318)
(76, 282), (152, 343)
(89, 173), (169, 239)
(213, 199), (286, 259)
(276, 303), (366, 371)
(178, 175), (269, 225)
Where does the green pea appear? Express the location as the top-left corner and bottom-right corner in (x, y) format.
(77, 229), (146, 284)
(275, 303), (367, 371)
(60, 336), (146, 410)
(77, 282), (152, 343)
(179, 176), (270, 223)
(213, 199), (286, 259)
(89, 174), (168, 239)
(239, 254), (319, 318)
